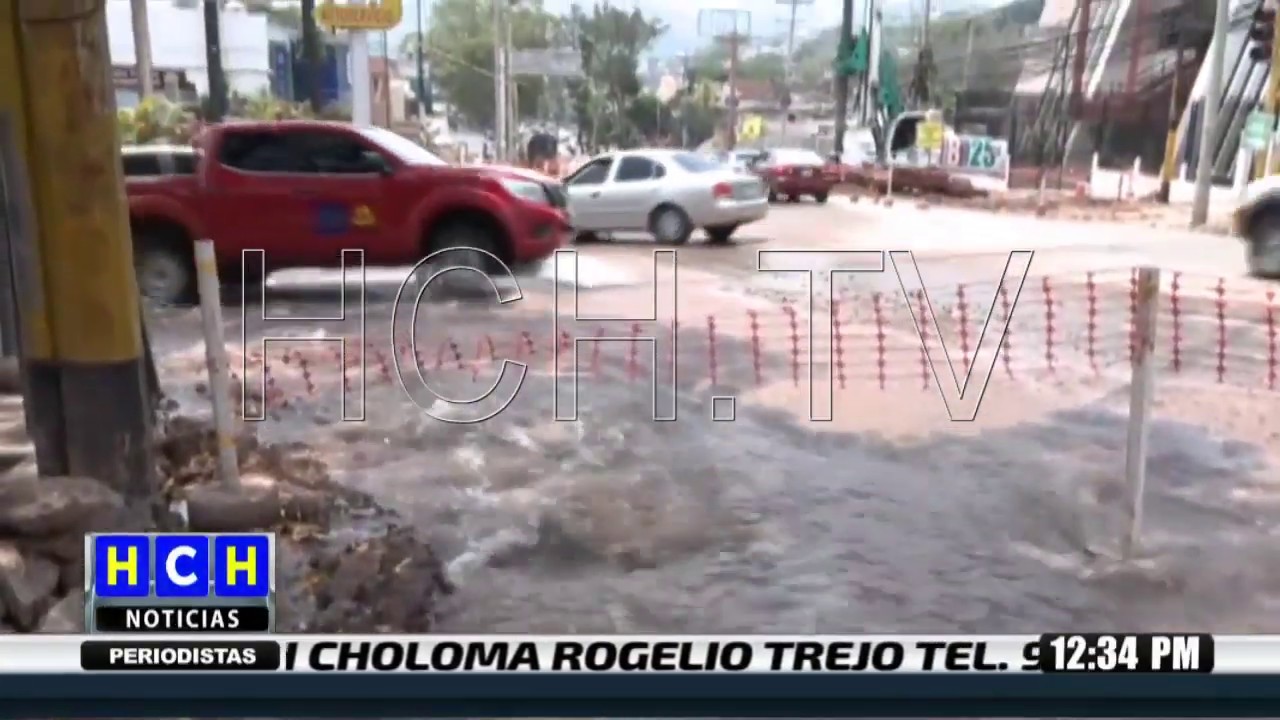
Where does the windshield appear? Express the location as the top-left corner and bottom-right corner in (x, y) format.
(672, 152), (723, 173)
(356, 127), (449, 166)
(770, 149), (825, 166)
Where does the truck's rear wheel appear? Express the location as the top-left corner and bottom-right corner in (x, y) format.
(1248, 207), (1280, 279)
(134, 231), (196, 305)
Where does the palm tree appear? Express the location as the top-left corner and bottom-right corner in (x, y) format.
(300, 0), (323, 112)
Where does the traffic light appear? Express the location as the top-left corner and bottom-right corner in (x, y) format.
(1250, 5), (1276, 62)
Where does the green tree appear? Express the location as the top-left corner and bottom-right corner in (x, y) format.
(566, 2), (666, 149)
(691, 47), (785, 83)
(414, 0), (558, 127)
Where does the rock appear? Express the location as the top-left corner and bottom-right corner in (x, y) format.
(184, 474), (282, 532)
(58, 554), (84, 595)
(308, 527), (453, 633)
(277, 482), (332, 525)
(37, 589), (84, 633)
(0, 474), (124, 536)
(0, 543), (60, 630)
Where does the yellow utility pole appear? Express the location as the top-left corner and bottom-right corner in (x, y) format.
(1158, 38), (1185, 203)
(0, 0), (155, 498)
(1249, 3), (1280, 179)
(1266, 7), (1280, 176)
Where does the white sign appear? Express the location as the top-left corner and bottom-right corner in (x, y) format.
(510, 48), (584, 78)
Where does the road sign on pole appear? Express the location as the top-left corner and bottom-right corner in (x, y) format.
(1244, 110), (1276, 151)
(510, 48), (584, 78)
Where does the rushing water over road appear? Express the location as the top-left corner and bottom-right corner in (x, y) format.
(289, 361), (1280, 637)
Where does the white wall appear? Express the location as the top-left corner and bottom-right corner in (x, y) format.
(106, 0), (271, 97)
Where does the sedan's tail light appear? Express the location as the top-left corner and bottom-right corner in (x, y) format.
(712, 182), (733, 199)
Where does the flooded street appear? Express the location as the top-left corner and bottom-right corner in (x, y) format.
(153, 202), (1280, 640)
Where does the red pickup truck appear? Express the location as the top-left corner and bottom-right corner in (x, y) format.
(125, 120), (572, 304)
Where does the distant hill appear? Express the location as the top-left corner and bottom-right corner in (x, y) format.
(788, 0), (1045, 94)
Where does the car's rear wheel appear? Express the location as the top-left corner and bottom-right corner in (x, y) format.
(650, 205), (693, 245)
(134, 230), (196, 306)
(574, 231), (603, 244)
(814, 191), (829, 204)
(1248, 207), (1280, 279)
(705, 225), (737, 245)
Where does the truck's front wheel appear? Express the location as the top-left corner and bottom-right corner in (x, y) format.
(430, 216), (504, 274)
(134, 230), (196, 305)
(1248, 207), (1280, 279)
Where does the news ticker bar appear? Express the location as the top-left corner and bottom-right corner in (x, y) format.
(7, 635), (1280, 717)
(0, 633), (1261, 673)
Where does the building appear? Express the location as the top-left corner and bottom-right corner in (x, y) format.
(267, 21), (352, 109)
(106, 0), (271, 108)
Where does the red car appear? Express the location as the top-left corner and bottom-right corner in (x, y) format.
(752, 148), (838, 204)
(124, 120), (572, 304)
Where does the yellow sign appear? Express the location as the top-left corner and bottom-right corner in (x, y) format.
(917, 120), (944, 152)
(739, 115), (764, 141)
(316, 0), (403, 30)
(352, 205), (376, 227)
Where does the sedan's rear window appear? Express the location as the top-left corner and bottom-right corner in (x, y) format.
(672, 152), (723, 173)
(768, 149), (825, 166)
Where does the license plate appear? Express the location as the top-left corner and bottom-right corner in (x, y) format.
(802, 169), (814, 177)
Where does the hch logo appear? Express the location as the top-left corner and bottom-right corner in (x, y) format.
(90, 533), (273, 598)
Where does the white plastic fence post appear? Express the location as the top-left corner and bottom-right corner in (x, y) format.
(194, 239), (241, 490)
(1237, 148), (1252, 203)
(1122, 266), (1159, 559)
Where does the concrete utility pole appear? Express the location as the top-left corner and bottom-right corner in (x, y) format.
(350, 0), (373, 126)
(1192, 0), (1231, 226)
(493, 0), (508, 160)
(777, 0), (813, 88)
(698, 9), (752, 152)
(416, 0), (428, 118)
(833, 0), (854, 158)
(727, 32), (742, 150)
(777, 0), (813, 140)
(961, 19), (975, 92)
(0, 0), (156, 497)
(507, 13), (518, 159)
(130, 0), (155, 101)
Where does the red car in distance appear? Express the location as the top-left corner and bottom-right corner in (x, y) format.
(752, 148), (838, 204)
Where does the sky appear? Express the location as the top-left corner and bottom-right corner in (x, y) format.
(387, 0), (886, 60)
(374, 0), (1012, 62)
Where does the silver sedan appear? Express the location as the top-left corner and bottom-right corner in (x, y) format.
(563, 149), (769, 245)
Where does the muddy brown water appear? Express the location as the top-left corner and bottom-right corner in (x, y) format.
(148, 282), (1280, 720)
(209, 295), (1280, 639)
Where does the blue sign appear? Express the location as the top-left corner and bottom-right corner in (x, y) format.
(313, 202), (351, 236)
(90, 533), (274, 599)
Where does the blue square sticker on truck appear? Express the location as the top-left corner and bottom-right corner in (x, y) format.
(313, 202), (351, 236)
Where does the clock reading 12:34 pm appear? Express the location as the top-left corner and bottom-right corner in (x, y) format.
(1038, 633), (1215, 673)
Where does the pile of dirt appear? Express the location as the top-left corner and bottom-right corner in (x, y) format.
(837, 164), (989, 199)
(155, 415), (455, 632)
